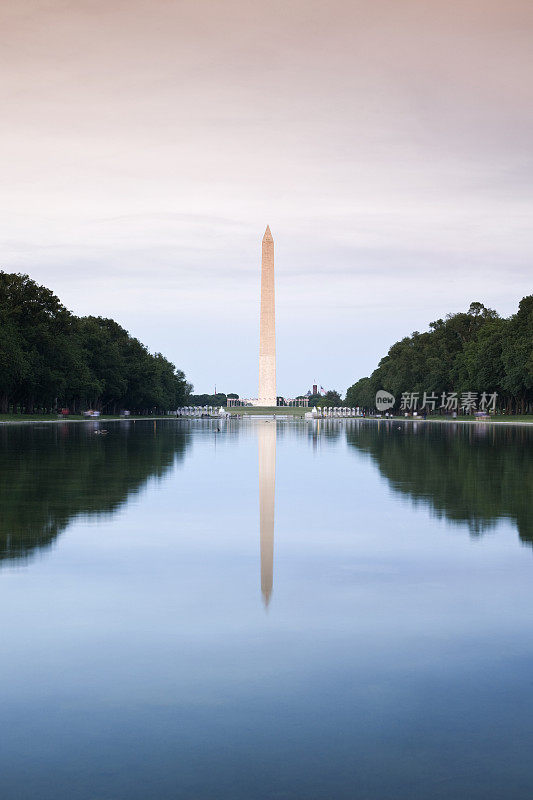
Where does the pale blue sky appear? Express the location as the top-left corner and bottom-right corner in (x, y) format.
(1, 0), (532, 397)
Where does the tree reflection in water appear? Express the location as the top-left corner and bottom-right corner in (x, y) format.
(345, 420), (533, 545)
(0, 421), (191, 563)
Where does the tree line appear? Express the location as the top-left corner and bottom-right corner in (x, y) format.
(0, 271), (191, 414)
(305, 390), (343, 408)
(346, 297), (533, 414)
(187, 392), (239, 407)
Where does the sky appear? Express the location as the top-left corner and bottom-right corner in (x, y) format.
(1, 0), (532, 398)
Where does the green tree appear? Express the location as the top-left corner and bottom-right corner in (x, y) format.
(0, 271), (190, 414)
(345, 377), (374, 409)
(317, 389), (342, 407)
(345, 298), (531, 415)
(0, 311), (28, 412)
(501, 296), (533, 413)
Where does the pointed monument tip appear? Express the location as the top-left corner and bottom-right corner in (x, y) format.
(263, 225), (273, 241)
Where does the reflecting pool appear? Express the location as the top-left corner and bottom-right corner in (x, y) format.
(0, 418), (532, 799)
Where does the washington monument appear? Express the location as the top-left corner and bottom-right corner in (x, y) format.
(258, 226), (276, 406)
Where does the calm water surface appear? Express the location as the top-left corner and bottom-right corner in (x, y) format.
(0, 418), (532, 799)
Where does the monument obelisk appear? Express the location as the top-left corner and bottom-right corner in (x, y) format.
(258, 226), (276, 406)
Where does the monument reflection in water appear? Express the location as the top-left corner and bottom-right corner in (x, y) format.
(258, 421), (276, 606)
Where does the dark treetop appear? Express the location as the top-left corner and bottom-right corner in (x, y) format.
(346, 297), (533, 414)
(0, 271), (191, 414)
